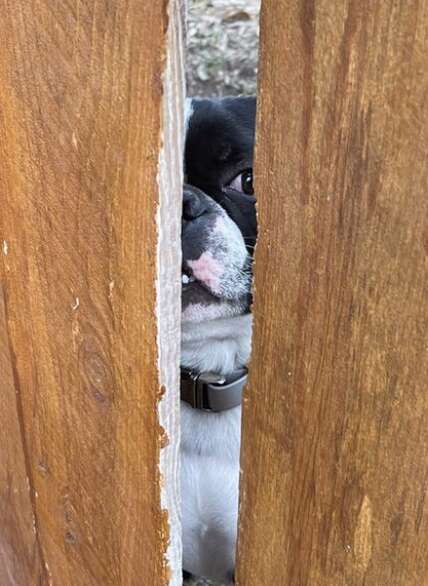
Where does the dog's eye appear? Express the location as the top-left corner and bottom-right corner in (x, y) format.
(227, 169), (254, 195)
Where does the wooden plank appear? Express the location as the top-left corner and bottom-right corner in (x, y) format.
(236, 1), (428, 584)
(0, 285), (44, 584)
(158, 0), (186, 580)
(0, 1), (184, 584)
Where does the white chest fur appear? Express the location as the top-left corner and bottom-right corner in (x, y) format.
(180, 314), (252, 582)
(181, 403), (241, 582)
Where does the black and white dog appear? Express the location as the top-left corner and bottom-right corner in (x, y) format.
(181, 97), (257, 583)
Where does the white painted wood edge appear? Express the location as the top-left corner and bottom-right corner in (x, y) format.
(157, 0), (185, 583)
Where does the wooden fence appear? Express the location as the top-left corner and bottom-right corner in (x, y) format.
(1, 1), (427, 585)
(0, 0), (184, 584)
(236, 1), (428, 584)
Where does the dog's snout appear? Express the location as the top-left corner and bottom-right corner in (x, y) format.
(183, 186), (209, 221)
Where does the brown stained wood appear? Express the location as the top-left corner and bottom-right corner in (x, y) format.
(0, 1), (184, 585)
(0, 285), (44, 584)
(237, 1), (428, 585)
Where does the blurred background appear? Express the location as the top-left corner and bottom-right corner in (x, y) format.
(186, 0), (261, 97)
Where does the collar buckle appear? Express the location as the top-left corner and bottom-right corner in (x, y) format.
(190, 372), (227, 410)
(180, 368), (247, 412)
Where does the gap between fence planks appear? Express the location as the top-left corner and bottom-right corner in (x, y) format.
(0, 1), (184, 585)
(237, 1), (428, 585)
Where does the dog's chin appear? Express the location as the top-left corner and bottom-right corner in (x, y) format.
(181, 281), (249, 324)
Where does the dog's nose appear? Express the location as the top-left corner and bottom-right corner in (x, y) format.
(183, 186), (209, 221)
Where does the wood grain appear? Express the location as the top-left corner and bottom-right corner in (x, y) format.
(236, 1), (428, 584)
(0, 1), (184, 584)
(0, 285), (44, 584)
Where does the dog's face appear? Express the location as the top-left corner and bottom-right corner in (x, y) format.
(182, 97), (257, 323)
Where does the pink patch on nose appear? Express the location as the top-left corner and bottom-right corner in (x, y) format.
(187, 252), (224, 293)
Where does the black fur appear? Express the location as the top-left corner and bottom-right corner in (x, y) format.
(185, 97), (257, 251)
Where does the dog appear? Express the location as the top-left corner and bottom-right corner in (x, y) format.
(181, 96), (257, 583)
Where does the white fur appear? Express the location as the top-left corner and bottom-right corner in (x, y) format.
(184, 97), (194, 137)
(183, 98), (194, 183)
(181, 300), (246, 325)
(181, 314), (252, 582)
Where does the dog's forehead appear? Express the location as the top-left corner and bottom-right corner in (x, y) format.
(184, 97), (256, 184)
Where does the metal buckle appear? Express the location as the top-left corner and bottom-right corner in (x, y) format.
(194, 372), (226, 410)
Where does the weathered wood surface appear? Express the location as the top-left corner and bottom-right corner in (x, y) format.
(237, 1), (428, 585)
(0, 1), (184, 585)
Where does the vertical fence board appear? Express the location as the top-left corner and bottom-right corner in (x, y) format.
(0, 1), (184, 585)
(0, 286), (42, 584)
(237, 1), (428, 585)
(158, 0), (186, 580)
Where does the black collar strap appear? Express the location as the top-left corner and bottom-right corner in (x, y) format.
(180, 367), (247, 412)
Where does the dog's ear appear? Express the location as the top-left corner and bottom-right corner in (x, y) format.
(217, 188), (257, 253)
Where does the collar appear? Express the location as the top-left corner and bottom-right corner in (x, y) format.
(180, 367), (247, 412)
